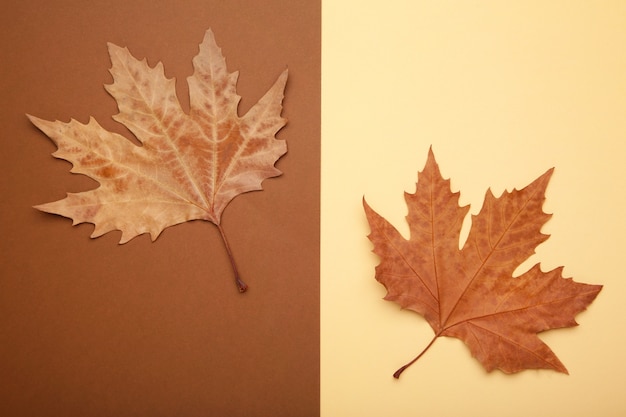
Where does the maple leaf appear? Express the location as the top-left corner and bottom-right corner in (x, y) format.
(29, 29), (288, 292)
(363, 148), (602, 377)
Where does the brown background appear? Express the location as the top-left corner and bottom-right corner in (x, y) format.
(0, 1), (320, 416)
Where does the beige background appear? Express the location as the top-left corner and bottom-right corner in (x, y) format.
(322, 1), (626, 416)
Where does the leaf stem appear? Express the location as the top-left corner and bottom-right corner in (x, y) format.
(393, 334), (439, 379)
(216, 223), (248, 293)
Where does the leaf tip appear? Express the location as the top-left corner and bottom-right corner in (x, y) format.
(106, 41), (126, 59)
(535, 166), (555, 189)
(556, 363), (569, 375)
(274, 67), (289, 92)
(26, 113), (47, 129)
(198, 27), (222, 59)
(362, 196), (375, 218)
(203, 27), (216, 41)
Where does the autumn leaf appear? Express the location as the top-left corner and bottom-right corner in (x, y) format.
(363, 148), (602, 377)
(29, 29), (288, 292)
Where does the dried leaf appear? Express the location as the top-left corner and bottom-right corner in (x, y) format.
(364, 148), (602, 377)
(30, 29), (288, 292)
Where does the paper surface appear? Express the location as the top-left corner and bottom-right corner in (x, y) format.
(321, 1), (626, 416)
(2, 1), (626, 416)
(0, 1), (320, 416)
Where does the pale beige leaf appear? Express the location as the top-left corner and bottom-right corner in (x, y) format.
(31, 29), (288, 244)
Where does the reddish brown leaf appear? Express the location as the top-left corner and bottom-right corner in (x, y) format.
(29, 29), (288, 292)
(364, 148), (602, 377)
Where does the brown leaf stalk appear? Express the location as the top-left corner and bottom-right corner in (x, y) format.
(393, 333), (439, 379)
(217, 223), (248, 293)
